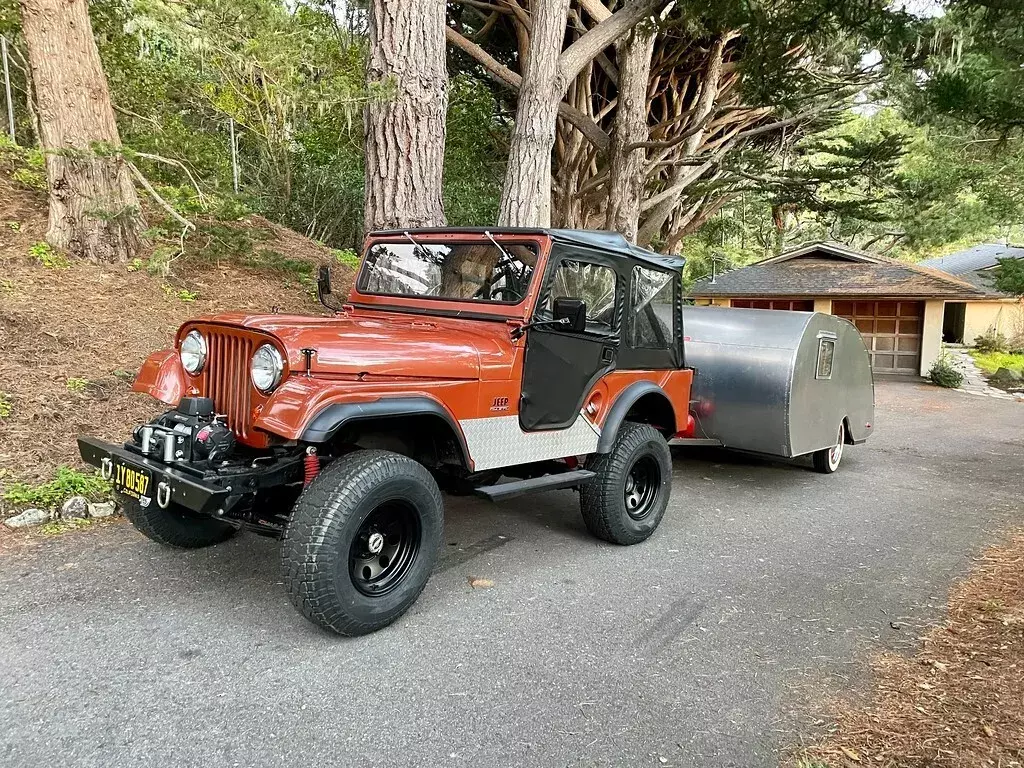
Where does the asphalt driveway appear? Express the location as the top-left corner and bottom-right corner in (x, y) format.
(1, 381), (1022, 768)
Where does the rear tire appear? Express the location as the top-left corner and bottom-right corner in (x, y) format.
(580, 422), (672, 545)
(280, 450), (443, 636)
(122, 497), (237, 549)
(812, 423), (845, 474)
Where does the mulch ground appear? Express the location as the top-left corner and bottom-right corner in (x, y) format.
(792, 532), (1024, 768)
(0, 175), (350, 502)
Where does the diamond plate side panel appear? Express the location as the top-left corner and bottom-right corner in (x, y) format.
(459, 413), (601, 471)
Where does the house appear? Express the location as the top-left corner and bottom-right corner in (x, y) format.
(689, 241), (1020, 377)
(918, 243), (1024, 346)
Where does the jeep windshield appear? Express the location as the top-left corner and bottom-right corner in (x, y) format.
(358, 240), (537, 304)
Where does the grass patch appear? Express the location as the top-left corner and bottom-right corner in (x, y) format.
(66, 377), (89, 393)
(39, 517), (98, 536)
(2, 466), (112, 510)
(0, 392), (11, 418)
(969, 349), (1024, 375)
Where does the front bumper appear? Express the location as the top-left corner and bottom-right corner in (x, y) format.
(78, 436), (236, 515)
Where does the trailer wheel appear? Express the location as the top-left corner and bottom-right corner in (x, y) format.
(580, 422), (672, 545)
(281, 450), (443, 636)
(122, 497), (237, 549)
(812, 423), (845, 474)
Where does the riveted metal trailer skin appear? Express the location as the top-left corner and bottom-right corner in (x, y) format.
(680, 306), (874, 458)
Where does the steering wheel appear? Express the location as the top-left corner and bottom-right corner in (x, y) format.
(489, 285), (523, 302)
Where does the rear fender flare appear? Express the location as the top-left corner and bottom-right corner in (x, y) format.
(596, 382), (675, 453)
(300, 397), (471, 469)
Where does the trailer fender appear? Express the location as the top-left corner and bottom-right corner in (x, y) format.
(300, 397), (472, 469)
(596, 382), (676, 453)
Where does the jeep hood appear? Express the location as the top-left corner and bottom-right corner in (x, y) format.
(190, 312), (512, 380)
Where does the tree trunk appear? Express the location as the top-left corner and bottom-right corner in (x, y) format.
(605, 25), (655, 242)
(19, 0), (142, 262)
(364, 0), (448, 232)
(497, 0), (571, 228)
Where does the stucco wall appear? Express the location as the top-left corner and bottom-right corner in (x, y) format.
(920, 300), (944, 377)
(962, 300), (1024, 345)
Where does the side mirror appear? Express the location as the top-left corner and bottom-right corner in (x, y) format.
(317, 265), (332, 298)
(553, 297), (587, 333)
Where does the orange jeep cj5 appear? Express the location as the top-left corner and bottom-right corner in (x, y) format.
(77, 228), (860, 636)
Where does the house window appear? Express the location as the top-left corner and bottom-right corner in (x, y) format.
(816, 337), (836, 379)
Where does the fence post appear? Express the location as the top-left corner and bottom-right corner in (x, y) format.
(229, 118), (239, 193)
(1, 36), (14, 143)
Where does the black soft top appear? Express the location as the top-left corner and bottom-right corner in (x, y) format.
(369, 227), (685, 272)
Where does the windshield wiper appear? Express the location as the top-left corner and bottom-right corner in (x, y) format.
(403, 230), (428, 259)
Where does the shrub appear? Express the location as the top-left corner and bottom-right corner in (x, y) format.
(2, 467), (112, 510)
(974, 329), (1008, 353)
(0, 392), (11, 418)
(30, 241), (70, 269)
(929, 352), (964, 388)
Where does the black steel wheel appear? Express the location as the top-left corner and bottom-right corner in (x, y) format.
(581, 421), (672, 545)
(350, 501), (421, 596)
(122, 496), (237, 549)
(281, 450), (443, 636)
(624, 455), (661, 521)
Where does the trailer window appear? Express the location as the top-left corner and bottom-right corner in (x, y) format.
(630, 266), (675, 348)
(817, 338), (835, 379)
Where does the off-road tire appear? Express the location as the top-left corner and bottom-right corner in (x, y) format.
(580, 421), (672, 545)
(280, 450), (444, 636)
(122, 496), (237, 549)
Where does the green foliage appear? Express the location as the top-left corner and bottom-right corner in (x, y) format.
(994, 258), (1024, 296)
(30, 241), (70, 269)
(126, 257), (144, 272)
(161, 284), (198, 302)
(969, 349), (1024, 376)
(928, 352), (964, 389)
(2, 467), (112, 510)
(0, 392), (12, 419)
(974, 329), (1009, 354)
(332, 248), (360, 269)
(65, 377), (89, 393)
(12, 167), (46, 190)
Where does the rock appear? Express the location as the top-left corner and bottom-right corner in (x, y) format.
(87, 501), (117, 518)
(4, 508), (51, 529)
(989, 366), (1024, 387)
(60, 495), (90, 520)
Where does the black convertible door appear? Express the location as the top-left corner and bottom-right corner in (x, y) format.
(519, 257), (620, 431)
(519, 328), (617, 430)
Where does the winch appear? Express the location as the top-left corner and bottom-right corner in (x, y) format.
(131, 396), (236, 465)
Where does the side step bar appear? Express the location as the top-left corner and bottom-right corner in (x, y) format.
(474, 470), (596, 502)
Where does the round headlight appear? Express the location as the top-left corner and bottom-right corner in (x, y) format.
(251, 344), (284, 393)
(180, 330), (207, 374)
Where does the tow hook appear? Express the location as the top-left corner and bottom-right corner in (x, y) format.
(100, 457), (113, 480)
(156, 481), (172, 509)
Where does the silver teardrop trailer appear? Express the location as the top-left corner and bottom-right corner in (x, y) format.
(673, 306), (874, 472)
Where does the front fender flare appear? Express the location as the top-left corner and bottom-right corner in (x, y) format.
(300, 396), (471, 468)
(132, 348), (185, 406)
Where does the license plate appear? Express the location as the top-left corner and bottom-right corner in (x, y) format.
(113, 460), (153, 501)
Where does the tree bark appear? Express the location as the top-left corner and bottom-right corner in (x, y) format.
(19, 0), (142, 262)
(605, 25), (655, 242)
(364, 0), (448, 232)
(499, 0), (658, 227)
(497, 0), (571, 227)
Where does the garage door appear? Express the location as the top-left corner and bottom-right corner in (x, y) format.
(833, 300), (922, 374)
(730, 299), (814, 311)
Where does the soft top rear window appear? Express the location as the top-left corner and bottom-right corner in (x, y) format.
(358, 240), (538, 304)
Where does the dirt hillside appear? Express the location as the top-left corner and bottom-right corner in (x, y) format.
(0, 162), (354, 503)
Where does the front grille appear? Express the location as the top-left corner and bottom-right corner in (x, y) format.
(204, 329), (255, 440)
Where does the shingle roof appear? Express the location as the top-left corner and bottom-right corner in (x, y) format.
(691, 241), (993, 299)
(918, 243), (1024, 276)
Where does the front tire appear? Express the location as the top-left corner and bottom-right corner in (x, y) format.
(280, 450), (444, 636)
(812, 422), (845, 474)
(122, 497), (237, 549)
(580, 422), (672, 545)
